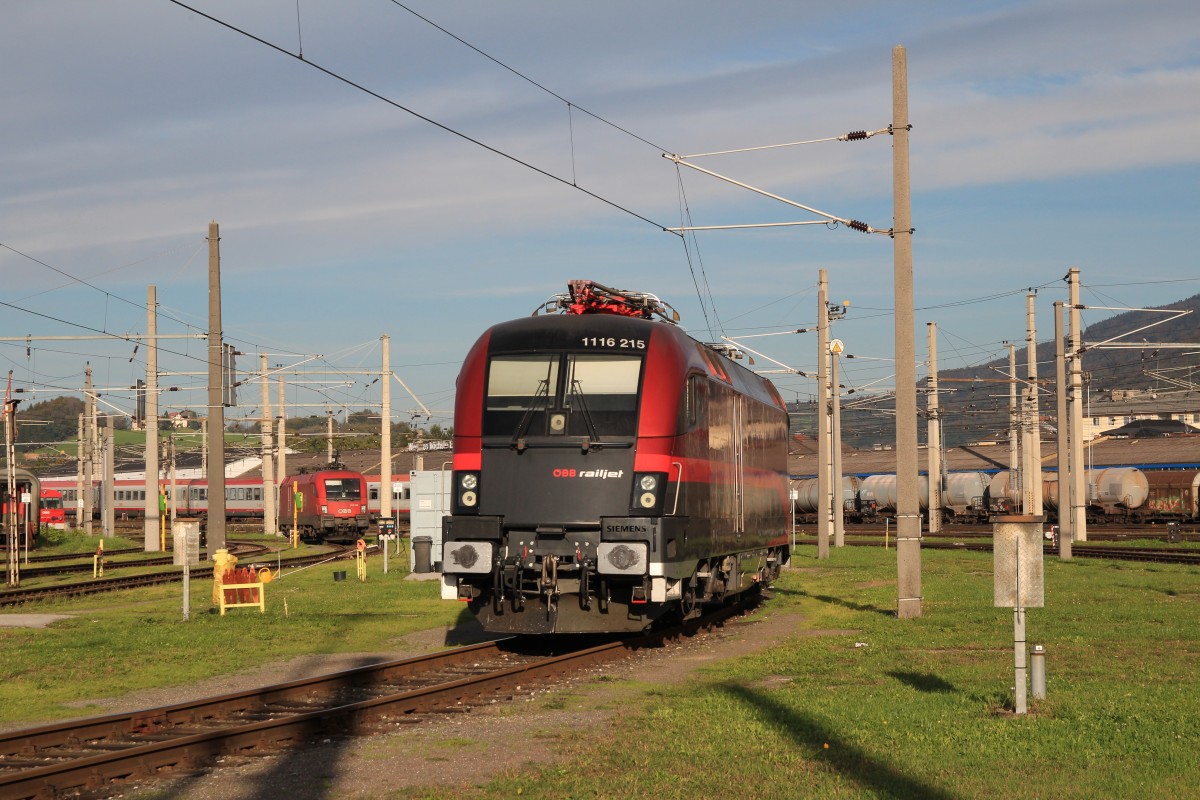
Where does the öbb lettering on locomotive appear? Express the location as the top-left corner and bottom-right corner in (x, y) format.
(440, 280), (791, 634)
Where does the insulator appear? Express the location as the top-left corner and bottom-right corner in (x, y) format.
(847, 220), (869, 233)
(844, 130), (868, 141)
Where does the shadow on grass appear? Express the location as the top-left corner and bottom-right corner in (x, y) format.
(886, 670), (956, 693)
(721, 683), (958, 800)
(150, 608), (500, 798)
(792, 589), (895, 618)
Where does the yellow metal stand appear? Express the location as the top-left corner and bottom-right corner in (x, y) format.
(356, 538), (367, 582)
(219, 582), (265, 615)
(93, 540), (104, 577)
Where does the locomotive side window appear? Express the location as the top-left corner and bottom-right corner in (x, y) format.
(683, 373), (708, 432)
(323, 479), (362, 501)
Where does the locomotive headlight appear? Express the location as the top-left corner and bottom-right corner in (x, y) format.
(320, 505), (328, 514)
(631, 472), (668, 514)
(453, 471), (481, 514)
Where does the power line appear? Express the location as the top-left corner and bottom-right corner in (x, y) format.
(386, 1), (669, 154)
(166, 0), (677, 234)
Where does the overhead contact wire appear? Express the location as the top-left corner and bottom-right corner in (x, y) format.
(167, 0), (676, 235)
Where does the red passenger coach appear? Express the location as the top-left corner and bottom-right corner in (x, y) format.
(281, 470), (370, 542)
(441, 281), (790, 634)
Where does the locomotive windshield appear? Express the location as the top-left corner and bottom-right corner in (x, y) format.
(484, 353), (642, 438)
(323, 479), (362, 501)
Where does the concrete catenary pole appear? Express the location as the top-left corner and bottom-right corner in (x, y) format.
(89, 367), (99, 491)
(380, 335), (392, 525)
(816, 269), (831, 559)
(926, 322), (942, 535)
(1009, 344), (1021, 511)
(1025, 294), (1043, 516)
(5, 398), (18, 586)
(326, 408), (335, 465)
(1054, 302), (1073, 558)
(831, 340), (845, 547)
(892, 45), (921, 618)
(169, 435), (177, 525)
(102, 418), (114, 539)
(143, 285), (160, 551)
(206, 221), (227, 551)
(276, 377), (287, 483)
(260, 353), (276, 537)
(1068, 267), (1087, 541)
(75, 414), (84, 529)
(84, 365), (94, 536)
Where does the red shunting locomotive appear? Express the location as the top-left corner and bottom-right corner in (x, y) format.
(441, 280), (791, 634)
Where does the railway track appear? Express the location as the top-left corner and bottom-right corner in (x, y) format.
(10, 542), (271, 581)
(0, 602), (750, 800)
(0, 543), (345, 608)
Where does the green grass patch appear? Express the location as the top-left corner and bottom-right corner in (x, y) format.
(0, 555), (464, 726)
(35, 528), (142, 555)
(413, 546), (1200, 800)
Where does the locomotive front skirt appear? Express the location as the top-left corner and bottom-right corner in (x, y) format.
(441, 300), (790, 634)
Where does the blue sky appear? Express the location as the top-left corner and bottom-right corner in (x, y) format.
(2, 0), (1198, 430)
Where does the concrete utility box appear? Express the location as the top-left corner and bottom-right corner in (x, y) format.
(172, 519), (202, 566)
(993, 515), (1044, 608)
(409, 470), (451, 573)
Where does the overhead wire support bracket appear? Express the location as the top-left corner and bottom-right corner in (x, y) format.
(719, 336), (810, 377)
(662, 152), (889, 235)
(676, 127), (892, 159)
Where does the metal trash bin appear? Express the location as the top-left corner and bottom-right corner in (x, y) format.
(412, 536), (433, 573)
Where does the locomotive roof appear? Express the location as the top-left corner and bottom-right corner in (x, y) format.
(482, 312), (783, 408)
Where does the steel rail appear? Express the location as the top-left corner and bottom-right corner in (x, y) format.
(0, 544), (345, 607)
(0, 602), (750, 799)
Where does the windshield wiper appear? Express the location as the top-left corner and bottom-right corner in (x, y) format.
(511, 379), (550, 452)
(569, 379), (602, 452)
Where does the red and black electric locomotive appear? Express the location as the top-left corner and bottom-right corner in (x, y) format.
(440, 281), (790, 634)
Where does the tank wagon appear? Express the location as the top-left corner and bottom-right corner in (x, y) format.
(440, 280), (790, 634)
(794, 471), (990, 523)
(796, 466), (1200, 525)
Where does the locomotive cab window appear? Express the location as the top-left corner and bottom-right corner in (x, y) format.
(562, 354), (641, 437)
(323, 479), (362, 501)
(483, 353), (641, 438)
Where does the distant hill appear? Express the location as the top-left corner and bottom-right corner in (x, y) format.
(796, 292), (1200, 450)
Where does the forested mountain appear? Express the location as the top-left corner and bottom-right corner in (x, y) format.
(793, 292), (1200, 449)
(9, 395), (87, 445)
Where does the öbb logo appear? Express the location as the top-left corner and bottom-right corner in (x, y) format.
(551, 469), (625, 479)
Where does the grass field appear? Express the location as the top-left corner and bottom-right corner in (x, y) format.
(460, 545), (1200, 800)
(3, 542), (1197, 798)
